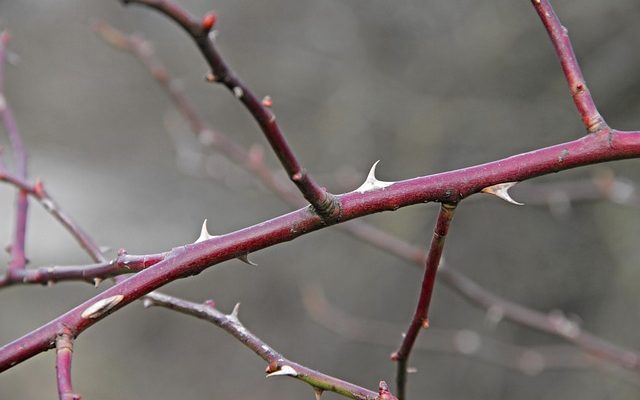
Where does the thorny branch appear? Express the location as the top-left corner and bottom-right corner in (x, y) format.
(121, 0), (340, 220)
(1, 0), (640, 399)
(93, 21), (640, 375)
(143, 292), (395, 400)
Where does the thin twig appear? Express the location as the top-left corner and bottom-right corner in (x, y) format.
(143, 292), (396, 400)
(531, 0), (606, 132)
(0, 251), (165, 288)
(55, 330), (81, 400)
(391, 204), (456, 400)
(0, 32), (29, 272)
(121, 0), (339, 219)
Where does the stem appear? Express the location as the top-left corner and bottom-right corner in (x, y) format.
(121, 0), (339, 219)
(531, 0), (606, 132)
(144, 293), (393, 400)
(55, 330), (81, 400)
(391, 204), (456, 400)
(0, 32), (29, 271)
(2, 129), (640, 371)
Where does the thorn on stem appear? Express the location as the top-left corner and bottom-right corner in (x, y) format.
(195, 219), (215, 243)
(266, 364), (298, 377)
(313, 387), (324, 400)
(204, 72), (218, 83)
(354, 160), (395, 194)
(480, 182), (524, 205)
(93, 278), (102, 288)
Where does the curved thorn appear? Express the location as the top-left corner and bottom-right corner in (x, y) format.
(237, 254), (257, 266)
(354, 160), (395, 193)
(266, 365), (298, 377)
(481, 182), (524, 206)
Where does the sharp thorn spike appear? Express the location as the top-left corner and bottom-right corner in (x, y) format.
(93, 277), (102, 288)
(238, 254), (258, 266)
(481, 182), (524, 206)
(266, 365), (298, 377)
(230, 302), (241, 320)
(195, 219), (216, 243)
(354, 160), (395, 193)
(314, 388), (324, 400)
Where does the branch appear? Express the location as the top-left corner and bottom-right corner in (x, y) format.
(0, 32), (29, 272)
(391, 204), (456, 399)
(143, 292), (396, 400)
(92, 24), (640, 374)
(531, 0), (606, 132)
(120, 0), (339, 219)
(55, 330), (81, 400)
(0, 251), (165, 288)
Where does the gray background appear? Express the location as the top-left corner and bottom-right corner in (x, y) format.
(1, 0), (640, 399)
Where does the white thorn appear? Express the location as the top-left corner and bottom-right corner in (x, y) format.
(314, 388), (324, 400)
(238, 254), (258, 266)
(195, 219), (217, 243)
(230, 302), (241, 320)
(142, 298), (154, 308)
(406, 367), (418, 374)
(354, 160), (395, 194)
(266, 365), (298, 377)
(481, 182), (524, 205)
(233, 86), (244, 99)
(93, 277), (102, 288)
(81, 295), (124, 319)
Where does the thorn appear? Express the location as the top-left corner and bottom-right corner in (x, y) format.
(117, 248), (128, 256)
(266, 365), (298, 377)
(201, 11), (218, 32)
(204, 299), (216, 309)
(313, 388), (324, 400)
(238, 254), (258, 266)
(421, 318), (430, 329)
(354, 160), (395, 194)
(93, 277), (102, 288)
(406, 367), (418, 374)
(233, 86), (244, 99)
(261, 95), (273, 108)
(195, 219), (216, 243)
(480, 182), (524, 205)
(142, 298), (154, 308)
(230, 302), (241, 320)
(81, 295), (124, 319)
(390, 351), (400, 361)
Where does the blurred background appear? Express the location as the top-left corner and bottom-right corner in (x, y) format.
(1, 0), (640, 399)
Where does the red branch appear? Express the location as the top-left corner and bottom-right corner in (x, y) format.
(93, 24), (640, 373)
(121, 0), (339, 219)
(2, 127), (640, 371)
(55, 330), (81, 400)
(531, 0), (606, 132)
(391, 204), (456, 399)
(0, 32), (29, 272)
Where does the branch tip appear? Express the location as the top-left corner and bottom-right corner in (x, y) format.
(261, 95), (273, 108)
(201, 11), (218, 32)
